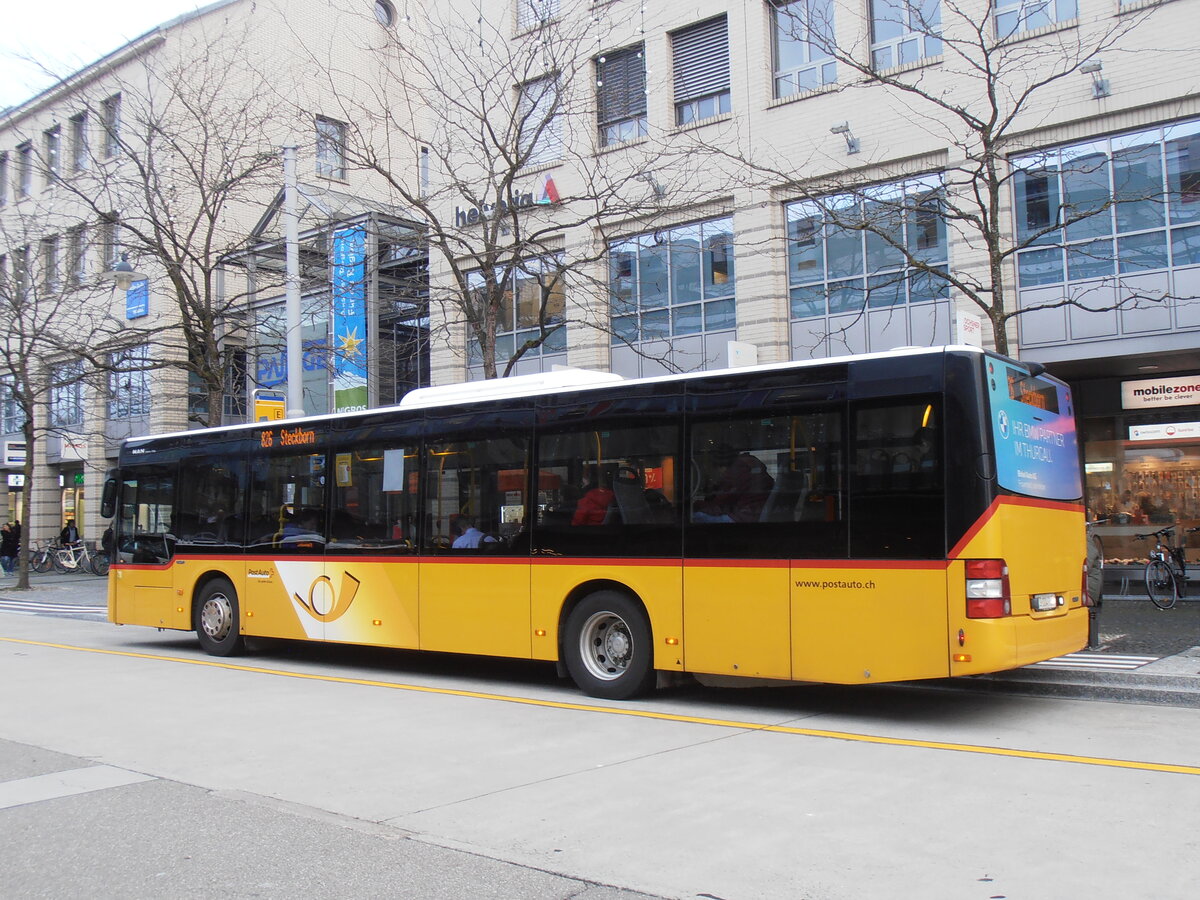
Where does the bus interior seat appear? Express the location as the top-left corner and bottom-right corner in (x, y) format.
(759, 469), (807, 522)
(613, 467), (652, 525)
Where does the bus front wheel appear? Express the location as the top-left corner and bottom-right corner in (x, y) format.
(563, 591), (655, 700)
(195, 578), (245, 657)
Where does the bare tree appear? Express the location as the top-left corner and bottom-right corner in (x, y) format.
(50, 24), (290, 425)
(702, 0), (1169, 355)
(289, 1), (712, 379)
(0, 211), (139, 588)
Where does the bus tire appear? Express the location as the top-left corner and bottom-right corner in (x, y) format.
(563, 591), (655, 700)
(195, 578), (245, 656)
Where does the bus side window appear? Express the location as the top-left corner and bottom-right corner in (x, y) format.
(850, 401), (944, 559)
(118, 466), (177, 564)
(424, 437), (529, 553)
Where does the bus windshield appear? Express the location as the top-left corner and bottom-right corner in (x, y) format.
(985, 355), (1082, 501)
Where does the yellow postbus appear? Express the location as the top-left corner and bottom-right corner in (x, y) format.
(102, 346), (1088, 698)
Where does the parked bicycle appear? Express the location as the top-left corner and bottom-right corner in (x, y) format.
(52, 540), (109, 576)
(28, 540), (58, 574)
(1135, 525), (1199, 610)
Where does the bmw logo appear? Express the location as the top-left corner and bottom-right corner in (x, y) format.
(997, 410), (1010, 439)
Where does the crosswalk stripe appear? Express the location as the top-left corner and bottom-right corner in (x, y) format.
(1030, 652), (1158, 671)
(0, 600), (106, 615)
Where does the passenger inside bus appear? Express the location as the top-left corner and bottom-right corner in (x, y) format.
(693, 444), (775, 523)
(572, 468), (614, 526)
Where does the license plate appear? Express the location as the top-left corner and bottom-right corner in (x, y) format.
(1032, 593), (1059, 612)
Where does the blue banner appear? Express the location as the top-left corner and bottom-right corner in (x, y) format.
(331, 227), (368, 412)
(126, 280), (149, 319)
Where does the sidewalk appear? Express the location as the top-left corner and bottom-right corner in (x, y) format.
(3, 571), (1200, 706)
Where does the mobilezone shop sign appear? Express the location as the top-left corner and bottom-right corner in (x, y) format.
(1122, 375), (1200, 409)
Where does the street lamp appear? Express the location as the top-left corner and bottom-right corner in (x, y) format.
(100, 253), (148, 291)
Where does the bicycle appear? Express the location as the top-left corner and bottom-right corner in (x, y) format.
(28, 540), (58, 574)
(1135, 525), (1199, 610)
(53, 540), (107, 576)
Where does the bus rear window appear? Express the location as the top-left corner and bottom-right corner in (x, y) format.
(986, 357), (1082, 501)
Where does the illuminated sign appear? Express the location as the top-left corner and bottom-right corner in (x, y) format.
(260, 427), (317, 449)
(1122, 376), (1200, 409)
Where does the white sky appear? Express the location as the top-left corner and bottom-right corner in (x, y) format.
(1, 2), (207, 110)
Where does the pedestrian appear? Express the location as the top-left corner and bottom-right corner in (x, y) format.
(59, 519), (79, 544)
(0, 523), (17, 575)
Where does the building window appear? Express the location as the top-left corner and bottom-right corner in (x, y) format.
(1012, 120), (1200, 287)
(517, 75), (563, 167)
(13, 246), (30, 300)
(772, 0), (836, 99)
(871, 0), (941, 70)
(50, 360), (85, 428)
(374, 0), (396, 27)
(516, 0), (559, 31)
(994, 0), (1077, 40)
(467, 258), (567, 365)
(40, 235), (60, 291)
(98, 214), (120, 270)
(67, 225), (87, 286)
(609, 217), (735, 344)
(109, 345), (151, 419)
(316, 116), (347, 180)
(0, 378), (25, 435)
(101, 94), (122, 158)
(16, 142), (33, 198)
(43, 126), (61, 186)
(596, 44), (647, 147)
(0, 153), (8, 206)
(70, 112), (89, 173)
(223, 348), (248, 420)
(786, 175), (949, 320)
(671, 16), (731, 126)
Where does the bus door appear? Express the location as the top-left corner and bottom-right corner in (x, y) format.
(420, 435), (532, 658)
(111, 465), (183, 629)
(322, 443), (421, 649)
(791, 401), (949, 684)
(244, 448), (330, 642)
(684, 415), (799, 679)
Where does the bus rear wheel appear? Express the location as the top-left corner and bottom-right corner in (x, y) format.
(563, 591), (655, 700)
(195, 578), (245, 656)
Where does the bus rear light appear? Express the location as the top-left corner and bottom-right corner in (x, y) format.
(1082, 561), (1095, 608)
(966, 559), (1010, 618)
(953, 653), (972, 662)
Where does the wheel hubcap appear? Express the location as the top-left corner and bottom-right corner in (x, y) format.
(579, 611), (633, 681)
(200, 593), (233, 641)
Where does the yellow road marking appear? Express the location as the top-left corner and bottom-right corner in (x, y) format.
(6, 635), (1200, 776)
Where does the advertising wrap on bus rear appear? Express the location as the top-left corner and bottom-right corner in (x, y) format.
(985, 355), (1082, 501)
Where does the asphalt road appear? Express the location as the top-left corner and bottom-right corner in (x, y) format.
(4, 611), (1200, 899)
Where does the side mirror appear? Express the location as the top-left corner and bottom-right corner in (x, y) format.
(100, 470), (118, 519)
